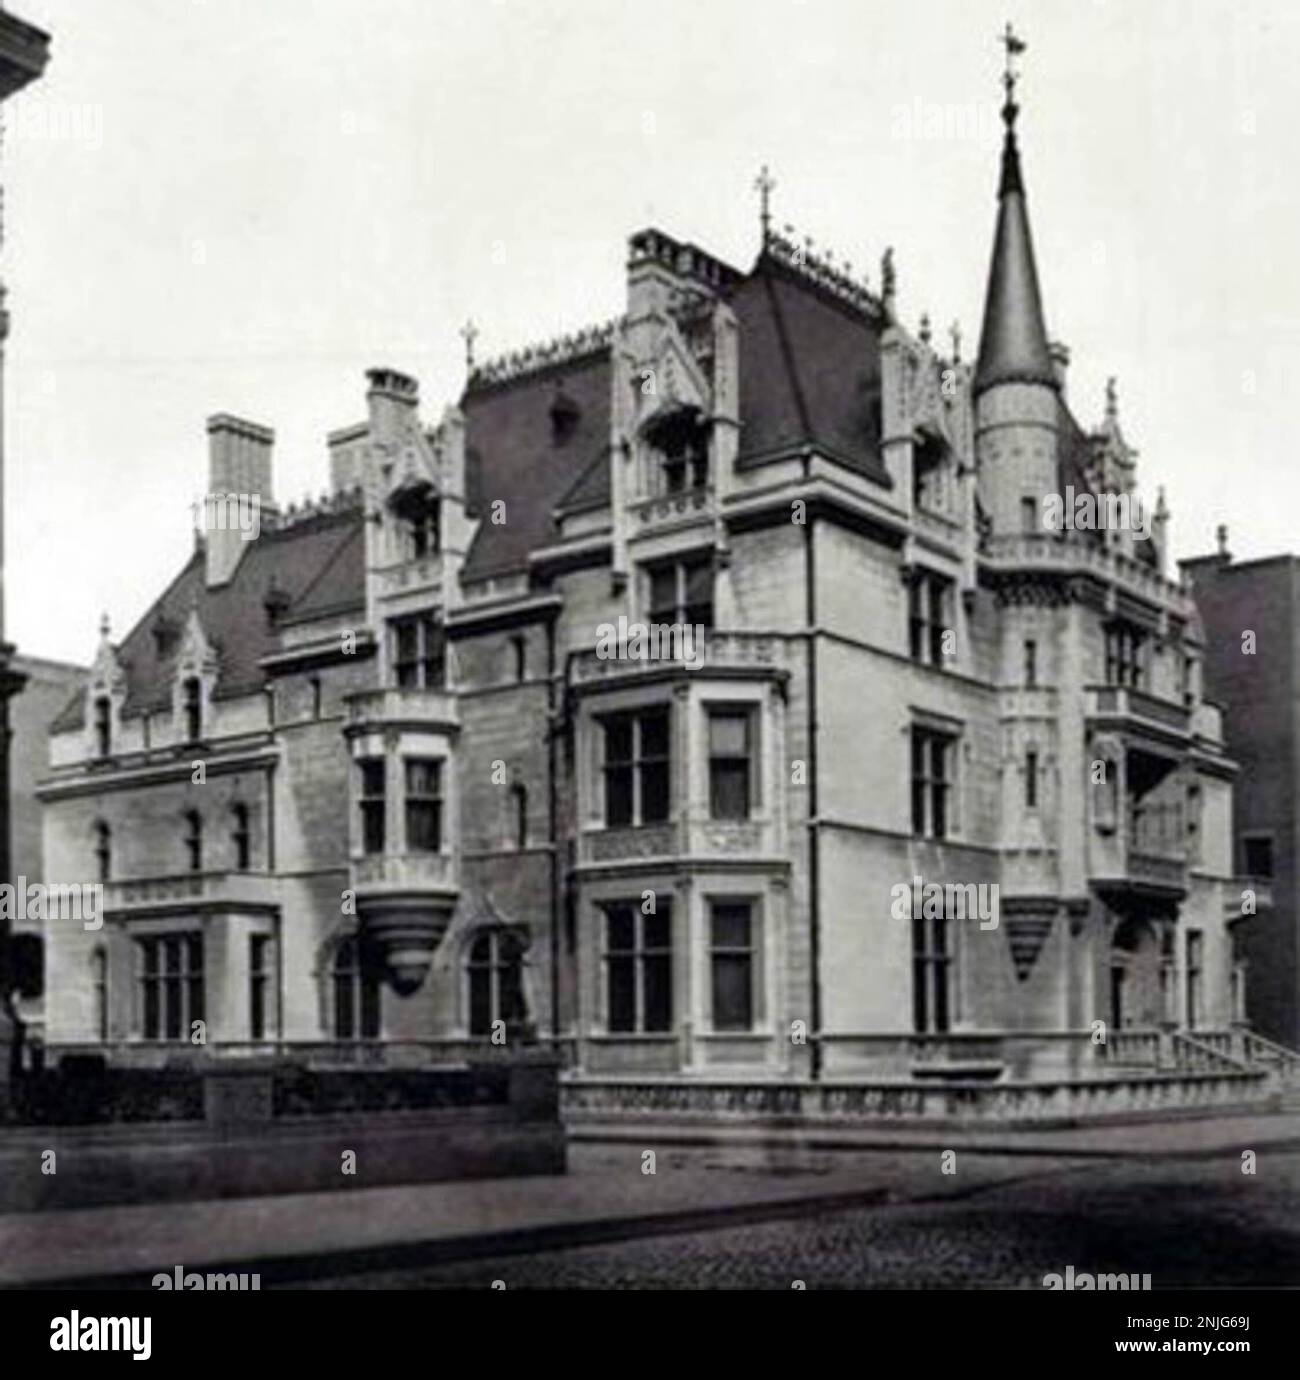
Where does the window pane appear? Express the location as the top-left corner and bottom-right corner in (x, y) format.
(709, 712), (748, 757)
(469, 964), (492, 1035)
(605, 765), (633, 826)
(711, 904), (751, 949)
(604, 717), (633, 764)
(606, 907), (635, 953)
(360, 975), (381, 1039)
(685, 558), (712, 610)
(710, 760), (749, 820)
(642, 955), (672, 1031)
(640, 761), (670, 823)
(640, 709), (669, 758)
(643, 910), (671, 951)
(648, 567), (676, 620)
(712, 954), (752, 1030)
(607, 955), (635, 1031)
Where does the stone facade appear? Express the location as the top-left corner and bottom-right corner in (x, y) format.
(35, 88), (1257, 1101)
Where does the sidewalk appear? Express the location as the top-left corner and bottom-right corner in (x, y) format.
(3, 1110), (1297, 1288)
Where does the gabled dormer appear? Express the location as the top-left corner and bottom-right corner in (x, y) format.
(171, 607), (218, 745)
(86, 614), (127, 761)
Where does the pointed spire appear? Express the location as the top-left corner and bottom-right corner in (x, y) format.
(973, 24), (1057, 397)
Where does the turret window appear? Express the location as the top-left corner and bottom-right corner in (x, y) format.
(93, 821), (111, 882)
(231, 804), (251, 871)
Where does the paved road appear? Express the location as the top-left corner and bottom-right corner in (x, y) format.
(300, 1148), (1300, 1289)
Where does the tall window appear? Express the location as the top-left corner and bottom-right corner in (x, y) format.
(393, 486), (440, 561)
(467, 929), (526, 1036)
(913, 433), (949, 513)
(1024, 639), (1038, 687)
(709, 708), (754, 820)
(511, 635), (526, 682)
(405, 758), (443, 852)
(93, 821), (111, 883)
(183, 810), (202, 872)
(908, 571), (951, 667)
(182, 677), (203, 741)
(231, 804), (251, 871)
(912, 915), (951, 1033)
(333, 936), (381, 1040)
(1243, 835), (1274, 879)
(1021, 496), (1039, 533)
(647, 408), (709, 495)
(137, 934), (204, 1041)
(710, 901), (755, 1031)
(646, 554), (713, 627)
(1024, 749), (1038, 809)
(911, 727), (954, 840)
(249, 934), (271, 1040)
(94, 695), (112, 758)
(92, 947), (108, 1042)
(601, 707), (670, 826)
(1185, 931), (1203, 1029)
(603, 902), (672, 1033)
(1105, 623), (1146, 689)
(391, 614), (446, 689)
(511, 783), (528, 849)
(358, 759), (386, 855)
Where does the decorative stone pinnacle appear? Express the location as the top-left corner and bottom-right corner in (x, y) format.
(1000, 21), (1026, 127)
(99, 612), (110, 641)
(460, 319), (478, 372)
(753, 164), (776, 243)
(919, 312), (932, 346)
(1106, 375), (1118, 423)
(950, 320), (962, 362)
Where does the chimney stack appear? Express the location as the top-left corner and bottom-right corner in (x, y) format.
(204, 414), (275, 587)
(366, 368), (420, 452)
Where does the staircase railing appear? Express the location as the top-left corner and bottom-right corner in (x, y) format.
(1170, 1031), (1251, 1074)
(1242, 1031), (1300, 1084)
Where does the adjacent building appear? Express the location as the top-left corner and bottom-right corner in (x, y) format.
(1183, 533), (1297, 1050)
(36, 55), (1263, 1111)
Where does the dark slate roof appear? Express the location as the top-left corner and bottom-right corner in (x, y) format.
(461, 347), (613, 581)
(973, 129), (1057, 396)
(51, 506), (365, 732)
(732, 252), (889, 482)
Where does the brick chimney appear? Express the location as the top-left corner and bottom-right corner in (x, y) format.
(204, 414), (275, 587)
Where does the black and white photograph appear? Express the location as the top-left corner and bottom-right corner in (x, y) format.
(0, 0), (1294, 1355)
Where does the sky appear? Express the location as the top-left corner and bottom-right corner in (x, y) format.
(4, 0), (1298, 665)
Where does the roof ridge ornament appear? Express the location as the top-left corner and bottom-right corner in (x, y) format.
(998, 21), (1028, 197)
(753, 164), (776, 246)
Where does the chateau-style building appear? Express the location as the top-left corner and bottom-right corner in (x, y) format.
(36, 55), (1280, 1117)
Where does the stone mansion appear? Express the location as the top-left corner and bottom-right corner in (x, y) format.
(33, 65), (1279, 1116)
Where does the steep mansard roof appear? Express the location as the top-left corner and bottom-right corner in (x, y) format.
(51, 506), (364, 732)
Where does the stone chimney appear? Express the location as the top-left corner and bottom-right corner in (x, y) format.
(366, 368), (420, 452)
(204, 414), (275, 587)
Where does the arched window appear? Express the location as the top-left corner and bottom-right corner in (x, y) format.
(466, 929), (525, 1037)
(183, 810), (203, 872)
(231, 804), (251, 871)
(182, 677), (203, 742)
(93, 821), (111, 882)
(94, 695), (112, 757)
(333, 936), (381, 1041)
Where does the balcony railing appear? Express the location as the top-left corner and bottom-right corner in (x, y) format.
(1086, 685), (1191, 737)
(628, 485), (715, 529)
(982, 532), (1192, 613)
(374, 553), (445, 599)
(344, 686), (459, 732)
(104, 871), (275, 913)
(352, 851), (458, 893)
(570, 630), (787, 687)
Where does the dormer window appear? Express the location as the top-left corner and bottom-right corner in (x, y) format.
(93, 696), (112, 758)
(913, 433), (950, 515)
(550, 390), (580, 446)
(645, 406), (710, 497)
(391, 482), (440, 561)
(182, 677), (203, 742)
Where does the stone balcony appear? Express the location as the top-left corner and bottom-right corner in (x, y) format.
(351, 850), (459, 996)
(343, 686), (459, 735)
(628, 485), (716, 533)
(104, 871), (276, 916)
(1085, 684), (1191, 742)
(570, 630), (788, 692)
(576, 817), (774, 868)
(351, 850), (458, 894)
(373, 553), (445, 601)
(982, 532), (1193, 615)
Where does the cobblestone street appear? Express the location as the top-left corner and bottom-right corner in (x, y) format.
(302, 1148), (1300, 1289)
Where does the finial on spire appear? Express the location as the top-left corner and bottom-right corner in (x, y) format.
(754, 165), (776, 244)
(460, 319), (479, 373)
(919, 312), (932, 346)
(881, 246), (896, 316)
(1000, 21), (1026, 126)
(950, 320), (962, 363)
(99, 612), (111, 641)
(1106, 374), (1118, 423)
